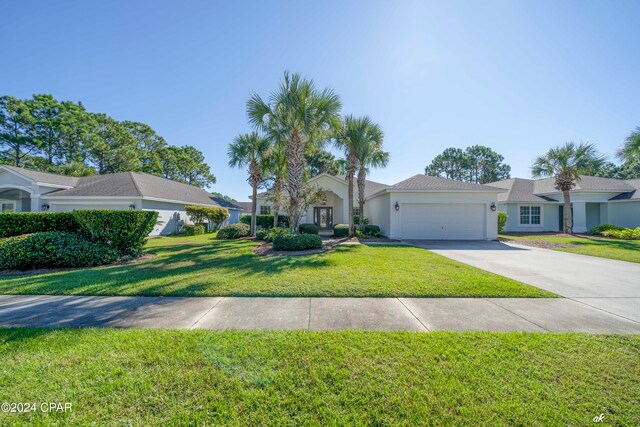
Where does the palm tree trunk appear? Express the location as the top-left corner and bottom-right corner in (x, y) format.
(563, 190), (572, 234)
(347, 172), (354, 237)
(357, 168), (366, 231)
(286, 130), (305, 233)
(251, 181), (258, 237)
(272, 176), (281, 228)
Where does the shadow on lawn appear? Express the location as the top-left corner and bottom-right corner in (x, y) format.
(572, 235), (640, 251)
(0, 238), (353, 296)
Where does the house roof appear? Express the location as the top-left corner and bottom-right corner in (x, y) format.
(387, 174), (504, 192)
(1, 165), (80, 187)
(43, 172), (220, 206)
(236, 201), (252, 211)
(488, 176), (639, 203)
(210, 196), (242, 210)
(256, 173), (391, 199)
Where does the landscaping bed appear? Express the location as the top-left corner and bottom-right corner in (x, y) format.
(0, 328), (637, 426)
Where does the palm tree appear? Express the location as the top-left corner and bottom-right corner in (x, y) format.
(617, 126), (640, 162)
(355, 131), (389, 230)
(334, 116), (361, 237)
(228, 132), (271, 236)
(531, 142), (606, 233)
(265, 139), (287, 228)
(247, 72), (342, 233)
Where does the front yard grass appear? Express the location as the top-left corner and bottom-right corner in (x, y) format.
(0, 328), (638, 426)
(0, 234), (552, 298)
(501, 233), (640, 263)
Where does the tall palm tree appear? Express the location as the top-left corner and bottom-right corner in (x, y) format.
(228, 132), (271, 236)
(355, 132), (389, 230)
(265, 139), (287, 228)
(617, 126), (640, 162)
(531, 142), (606, 233)
(247, 72), (342, 233)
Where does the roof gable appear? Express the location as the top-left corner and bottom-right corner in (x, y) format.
(388, 174), (504, 192)
(0, 165), (79, 188)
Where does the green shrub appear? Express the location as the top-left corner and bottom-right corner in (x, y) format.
(255, 229), (269, 240)
(240, 215), (289, 229)
(0, 212), (80, 238)
(588, 223), (625, 235)
(273, 233), (323, 251)
(217, 223), (250, 239)
(353, 215), (369, 226)
(601, 227), (640, 240)
(185, 205), (229, 231)
(0, 232), (119, 270)
(298, 223), (319, 234)
(72, 210), (158, 257)
(363, 225), (381, 237)
(497, 212), (507, 233)
(183, 224), (205, 236)
(333, 224), (349, 238)
(265, 227), (289, 242)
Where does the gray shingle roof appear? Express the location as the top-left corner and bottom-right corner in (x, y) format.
(210, 196), (242, 210)
(257, 174), (391, 199)
(1, 165), (80, 187)
(388, 174), (504, 192)
(490, 178), (558, 202)
(609, 179), (640, 201)
(236, 201), (252, 211)
(532, 176), (635, 194)
(44, 172), (220, 206)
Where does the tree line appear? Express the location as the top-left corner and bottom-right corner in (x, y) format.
(425, 145), (511, 184)
(228, 72), (389, 237)
(0, 94), (215, 187)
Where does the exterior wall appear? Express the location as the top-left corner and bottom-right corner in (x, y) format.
(608, 201), (640, 228)
(585, 203), (601, 230)
(499, 203), (560, 232)
(0, 170), (64, 212)
(226, 209), (241, 225)
(388, 192), (498, 240)
(141, 200), (189, 236)
(365, 192), (391, 237)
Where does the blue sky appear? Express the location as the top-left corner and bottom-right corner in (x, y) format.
(2, 0), (639, 201)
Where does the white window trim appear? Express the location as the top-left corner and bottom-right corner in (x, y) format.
(0, 199), (17, 213)
(518, 204), (543, 227)
(260, 205), (271, 215)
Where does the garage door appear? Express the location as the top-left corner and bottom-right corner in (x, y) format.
(400, 203), (485, 239)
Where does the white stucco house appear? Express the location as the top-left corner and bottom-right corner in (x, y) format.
(488, 176), (640, 233)
(0, 165), (241, 236)
(254, 173), (503, 240)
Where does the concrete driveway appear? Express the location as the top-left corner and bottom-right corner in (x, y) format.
(404, 240), (640, 323)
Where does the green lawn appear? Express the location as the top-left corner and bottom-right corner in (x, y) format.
(0, 329), (637, 426)
(501, 233), (640, 263)
(0, 234), (552, 298)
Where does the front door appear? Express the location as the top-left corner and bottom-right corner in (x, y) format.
(314, 207), (333, 230)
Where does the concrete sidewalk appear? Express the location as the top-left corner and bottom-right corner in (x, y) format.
(0, 295), (639, 334)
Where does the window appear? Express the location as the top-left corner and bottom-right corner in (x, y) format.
(519, 206), (541, 225)
(0, 201), (15, 213)
(352, 207), (360, 218)
(260, 205), (271, 215)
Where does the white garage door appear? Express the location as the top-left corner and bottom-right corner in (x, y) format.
(400, 203), (485, 239)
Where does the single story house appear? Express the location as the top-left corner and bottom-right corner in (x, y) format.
(254, 173), (503, 240)
(488, 176), (640, 233)
(209, 196), (243, 226)
(0, 165), (239, 236)
(236, 201), (252, 216)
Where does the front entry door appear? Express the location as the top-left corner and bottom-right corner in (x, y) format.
(314, 207), (333, 230)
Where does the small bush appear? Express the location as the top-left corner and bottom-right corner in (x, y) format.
(0, 212), (80, 238)
(298, 223), (319, 234)
(183, 224), (205, 236)
(240, 215), (289, 229)
(256, 229), (269, 240)
(186, 206), (229, 231)
(0, 232), (119, 270)
(264, 227), (289, 242)
(333, 224), (349, 238)
(601, 227), (640, 240)
(353, 215), (369, 226)
(273, 233), (323, 251)
(217, 223), (250, 239)
(588, 223), (625, 235)
(72, 210), (158, 257)
(363, 225), (381, 237)
(497, 212), (507, 233)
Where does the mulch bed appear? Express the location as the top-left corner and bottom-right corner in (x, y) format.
(0, 253), (157, 277)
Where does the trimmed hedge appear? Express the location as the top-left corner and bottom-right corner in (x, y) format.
(0, 232), (119, 270)
(185, 206), (229, 231)
(273, 233), (323, 251)
(298, 223), (319, 234)
(72, 210), (159, 257)
(333, 224), (349, 238)
(497, 212), (507, 233)
(217, 223), (250, 239)
(0, 212), (80, 238)
(601, 227), (640, 240)
(183, 224), (205, 236)
(255, 229), (269, 240)
(363, 225), (381, 237)
(588, 223), (625, 235)
(240, 214), (289, 229)
(264, 227), (289, 242)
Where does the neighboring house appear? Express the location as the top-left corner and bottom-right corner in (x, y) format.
(236, 201), (252, 216)
(209, 196), (243, 226)
(254, 173), (503, 240)
(0, 165), (231, 236)
(488, 176), (640, 233)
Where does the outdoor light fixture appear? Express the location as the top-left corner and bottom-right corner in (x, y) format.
(490, 202), (497, 212)
(41, 203), (50, 211)
(394, 201), (400, 211)
(129, 203), (136, 210)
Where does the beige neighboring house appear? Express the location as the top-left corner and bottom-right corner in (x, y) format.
(0, 165), (237, 236)
(254, 173), (503, 240)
